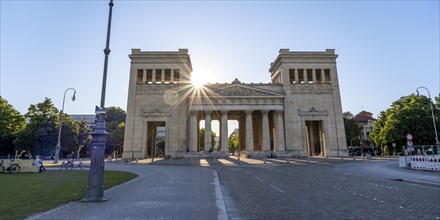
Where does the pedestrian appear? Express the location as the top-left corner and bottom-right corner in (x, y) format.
(34, 155), (46, 172)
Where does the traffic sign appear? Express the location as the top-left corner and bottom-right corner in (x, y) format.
(406, 133), (413, 140)
(406, 141), (414, 147)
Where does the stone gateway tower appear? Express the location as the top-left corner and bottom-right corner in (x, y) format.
(122, 48), (347, 159)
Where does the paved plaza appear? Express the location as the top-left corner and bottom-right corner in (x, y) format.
(28, 157), (440, 220)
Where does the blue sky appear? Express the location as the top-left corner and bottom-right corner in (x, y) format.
(1, 0), (439, 120)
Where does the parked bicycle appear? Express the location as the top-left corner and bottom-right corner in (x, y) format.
(60, 159), (84, 170)
(0, 159), (20, 174)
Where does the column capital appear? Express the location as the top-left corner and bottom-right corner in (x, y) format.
(220, 110), (229, 115)
(261, 110), (270, 115)
(244, 110), (253, 115)
(204, 110), (212, 114)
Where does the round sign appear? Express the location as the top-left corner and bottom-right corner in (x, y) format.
(406, 133), (413, 140)
(406, 141), (414, 147)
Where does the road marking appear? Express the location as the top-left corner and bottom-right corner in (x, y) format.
(270, 184), (285, 194)
(213, 170), (229, 220)
(254, 176), (263, 182)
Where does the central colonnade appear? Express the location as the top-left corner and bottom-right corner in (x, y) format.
(187, 107), (286, 154)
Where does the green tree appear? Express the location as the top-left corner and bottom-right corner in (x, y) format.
(16, 98), (59, 157)
(343, 111), (360, 147)
(199, 128), (217, 151)
(0, 97), (25, 156)
(104, 106), (126, 154)
(59, 116), (79, 157)
(228, 128), (239, 152)
(76, 120), (92, 159)
(370, 94), (440, 155)
(108, 122), (125, 155)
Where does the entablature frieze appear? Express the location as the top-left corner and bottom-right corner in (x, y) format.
(136, 84), (190, 95)
(298, 107), (328, 117)
(189, 105), (283, 112)
(290, 84), (333, 94)
(140, 108), (170, 120)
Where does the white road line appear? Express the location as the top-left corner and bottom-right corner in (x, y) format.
(270, 184), (285, 194)
(254, 176), (264, 182)
(213, 171), (229, 220)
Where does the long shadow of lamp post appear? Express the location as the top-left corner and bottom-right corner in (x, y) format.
(416, 86), (440, 145)
(83, 0), (114, 202)
(54, 88), (76, 164)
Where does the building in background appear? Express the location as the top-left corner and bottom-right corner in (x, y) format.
(354, 111), (376, 147)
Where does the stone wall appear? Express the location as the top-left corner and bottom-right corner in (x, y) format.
(1, 159), (39, 173)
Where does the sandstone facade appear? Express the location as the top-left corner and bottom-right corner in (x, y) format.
(122, 48), (347, 159)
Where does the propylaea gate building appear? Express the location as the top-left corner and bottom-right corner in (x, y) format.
(122, 48), (347, 159)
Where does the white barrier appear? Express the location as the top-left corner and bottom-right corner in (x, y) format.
(407, 155), (440, 171)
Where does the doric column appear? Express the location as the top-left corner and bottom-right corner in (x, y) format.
(161, 69), (165, 83)
(261, 110), (270, 151)
(188, 111), (197, 152)
(275, 110), (285, 151)
(321, 69), (326, 83)
(170, 69), (174, 83)
(245, 110), (254, 152)
(141, 69), (146, 83)
(204, 110), (212, 152)
(220, 110), (229, 153)
(152, 69), (156, 83)
(294, 69), (299, 83)
(312, 69), (317, 83)
(303, 69), (308, 83)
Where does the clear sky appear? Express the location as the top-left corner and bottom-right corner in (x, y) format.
(1, 0), (439, 120)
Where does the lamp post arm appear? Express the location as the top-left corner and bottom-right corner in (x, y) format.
(416, 86), (440, 145)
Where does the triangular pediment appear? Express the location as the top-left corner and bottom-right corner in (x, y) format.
(212, 84), (284, 97)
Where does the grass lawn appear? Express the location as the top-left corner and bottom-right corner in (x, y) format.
(0, 170), (137, 220)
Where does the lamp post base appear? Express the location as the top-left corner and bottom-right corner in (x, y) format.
(83, 115), (108, 202)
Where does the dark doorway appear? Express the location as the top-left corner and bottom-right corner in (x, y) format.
(305, 121), (323, 156)
(147, 121), (165, 158)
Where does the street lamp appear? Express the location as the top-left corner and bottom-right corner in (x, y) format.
(416, 86), (440, 145)
(54, 88), (76, 164)
(83, 0), (113, 202)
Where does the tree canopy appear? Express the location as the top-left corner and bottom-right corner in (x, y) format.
(370, 94), (440, 151)
(104, 106), (126, 154)
(199, 128), (217, 151)
(343, 111), (360, 147)
(0, 96), (25, 155)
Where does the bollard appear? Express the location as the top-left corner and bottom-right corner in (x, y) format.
(264, 157), (266, 164)
(286, 158), (290, 164)
(307, 157), (310, 163)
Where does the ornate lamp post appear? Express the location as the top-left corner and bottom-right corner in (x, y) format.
(54, 88), (76, 164)
(416, 86), (440, 145)
(83, 0), (113, 202)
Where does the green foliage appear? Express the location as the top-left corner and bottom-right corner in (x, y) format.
(0, 170), (137, 219)
(343, 111), (360, 147)
(109, 122), (125, 154)
(15, 98), (59, 156)
(105, 106), (126, 154)
(76, 119), (92, 158)
(59, 115), (79, 156)
(370, 94), (440, 150)
(199, 128), (217, 151)
(228, 129), (239, 152)
(0, 96), (25, 155)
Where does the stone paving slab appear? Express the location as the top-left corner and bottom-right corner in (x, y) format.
(28, 165), (224, 220)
